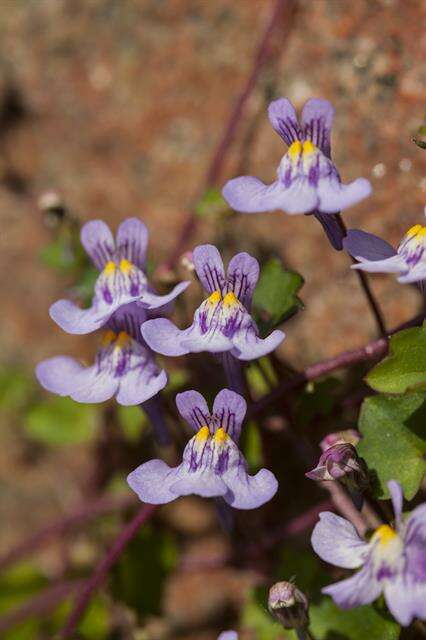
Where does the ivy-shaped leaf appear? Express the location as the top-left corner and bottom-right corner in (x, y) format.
(358, 393), (426, 499)
(366, 325), (426, 394)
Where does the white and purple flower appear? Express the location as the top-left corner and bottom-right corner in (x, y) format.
(311, 480), (426, 626)
(222, 98), (371, 219)
(36, 303), (167, 406)
(141, 244), (285, 361)
(50, 217), (190, 335)
(217, 633), (238, 640)
(344, 224), (426, 284)
(127, 389), (278, 509)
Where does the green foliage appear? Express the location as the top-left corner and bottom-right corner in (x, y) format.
(0, 367), (35, 413)
(294, 378), (340, 427)
(243, 420), (264, 471)
(241, 592), (288, 640)
(195, 187), (228, 218)
(24, 396), (99, 445)
(358, 392), (426, 499)
(112, 525), (177, 617)
(309, 599), (400, 640)
(366, 325), (426, 394)
(117, 405), (148, 442)
(252, 259), (303, 333)
(0, 564), (47, 640)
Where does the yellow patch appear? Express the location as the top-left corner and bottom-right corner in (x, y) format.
(103, 261), (116, 276)
(195, 425), (210, 442)
(405, 224), (423, 237)
(288, 140), (302, 161)
(222, 291), (238, 306)
(213, 427), (228, 444)
(101, 330), (117, 347)
(208, 290), (221, 305)
(373, 524), (398, 546)
(115, 331), (131, 349)
(119, 258), (133, 274)
(302, 140), (316, 155)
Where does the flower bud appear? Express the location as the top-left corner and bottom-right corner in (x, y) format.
(306, 442), (369, 491)
(180, 250), (195, 273)
(268, 581), (309, 630)
(319, 429), (361, 452)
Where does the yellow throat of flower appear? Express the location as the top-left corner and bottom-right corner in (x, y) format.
(405, 224), (426, 240)
(372, 524), (398, 547)
(288, 139), (317, 161)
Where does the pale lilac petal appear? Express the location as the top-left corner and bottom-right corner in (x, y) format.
(116, 368), (167, 406)
(223, 466), (278, 509)
(313, 212), (345, 250)
(127, 459), (180, 504)
(384, 577), (426, 626)
(388, 480), (403, 529)
(171, 471), (228, 499)
(212, 389), (246, 442)
(80, 220), (115, 270)
(397, 263), (426, 284)
(175, 390), (210, 432)
(49, 299), (114, 335)
(317, 176), (372, 213)
(268, 98), (302, 145)
(231, 328), (285, 361)
(343, 229), (396, 261)
(116, 217), (148, 269)
(36, 356), (117, 403)
(322, 566), (382, 608)
(139, 281), (190, 309)
(181, 324), (232, 353)
(405, 503), (426, 547)
(311, 512), (370, 568)
(217, 632), (238, 640)
(141, 318), (190, 356)
(351, 254), (406, 274)
(108, 302), (149, 341)
(301, 98), (334, 157)
(193, 244), (226, 293)
(226, 252), (259, 308)
(223, 176), (318, 215)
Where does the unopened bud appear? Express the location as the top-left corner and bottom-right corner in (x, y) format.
(180, 250), (195, 273)
(319, 429), (361, 452)
(154, 263), (178, 285)
(268, 581), (309, 630)
(306, 442), (369, 491)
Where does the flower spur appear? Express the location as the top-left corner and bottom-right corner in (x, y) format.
(50, 217), (190, 334)
(141, 244), (285, 361)
(311, 480), (426, 626)
(127, 388), (278, 509)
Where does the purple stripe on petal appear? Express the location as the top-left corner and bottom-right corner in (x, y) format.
(116, 217), (148, 269)
(301, 98), (334, 158)
(268, 98), (302, 145)
(226, 252), (259, 308)
(176, 390), (211, 432)
(193, 244), (226, 293)
(212, 389), (246, 442)
(80, 220), (115, 270)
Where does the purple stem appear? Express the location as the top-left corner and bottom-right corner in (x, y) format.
(60, 504), (157, 639)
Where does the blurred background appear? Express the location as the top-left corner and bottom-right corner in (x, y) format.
(0, 0), (425, 638)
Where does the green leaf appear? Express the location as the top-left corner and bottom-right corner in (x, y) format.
(358, 393), (426, 499)
(243, 420), (264, 471)
(24, 396), (99, 445)
(252, 259), (303, 333)
(195, 187), (228, 218)
(309, 599), (400, 640)
(366, 325), (426, 394)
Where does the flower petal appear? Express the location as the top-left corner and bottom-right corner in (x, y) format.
(217, 632), (238, 640)
(116, 217), (148, 269)
(405, 502), (426, 547)
(231, 327), (285, 361)
(212, 388), (246, 442)
(311, 512), (369, 568)
(222, 177), (293, 214)
(388, 480), (403, 529)
(350, 254), (406, 274)
(36, 356), (117, 403)
(175, 390), (211, 432)
(226, 252), (259, 309)
(322, 565), (382, 608)
(223, 465), (278, 509)
(49, 299), (115, 335)
(170, 470), (228, 499)
(384, 577), (426, 626)
(141, 318), (191, 356)
(193, 244), (226, 293)
(268, 98), (302, 145)
(313, 211), (345, 250)
(80, 220), (115, 270)
(116, 368), (167, 406)
(317, 176), (372, 213)
(127, 459), (180, 504)
(343, 229), (396, 261)
(397, 263), (426, 284)
(139, 281), (190, 309)
(301, 98), (334, 158)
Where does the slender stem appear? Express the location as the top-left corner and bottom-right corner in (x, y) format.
(296, 628), (315, 640)
(323, 482), (368, 536)
(60, 504), (156, 639)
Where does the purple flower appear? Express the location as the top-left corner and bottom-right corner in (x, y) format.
(319, 429), (361, 452)
(36, 303), (167, 406)
(222, 98), (371, 217)
(311, 480), (426, 626)
(50, 218), (190, 334)
(306, 442), (369, 491)
(127, 389), (278, 509)
(344, 224), (426, 284)
(141, 245), (285, 360)
(217, 633), (238, 640)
